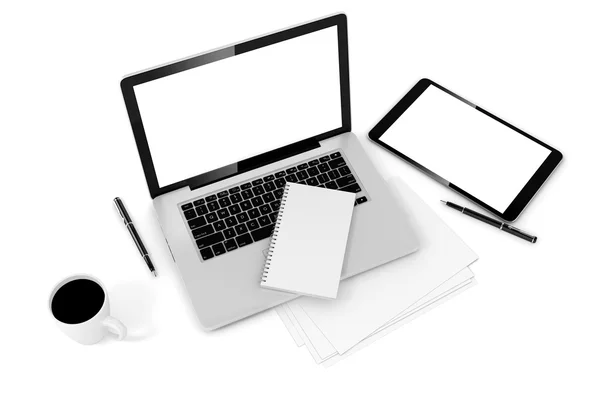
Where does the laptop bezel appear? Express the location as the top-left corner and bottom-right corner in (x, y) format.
(121, 14), (351, 199)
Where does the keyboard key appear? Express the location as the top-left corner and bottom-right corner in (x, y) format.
(235, 233), (253, 247)
(252, 186), (265, 196)
(235, 224), (248, 235)
(206, 194), (217, 202)
(247, 219), (260, 231)
(356, 196), (368, 204)
(193, 198), (205, 207)
(319, 155), (331, 163)
(317, 173), (330, 184)
(340, 183), (361, 193)
(285, 174), (298, 183)
(224, 239), (238, 252)
(286, 167), (297, 174)
(251, 197), (264, 207)
(336, 175), (357, 188)
(330, 151), (342, 159)
(298, 163), (308, 170)
(223, 228), (236, 239)
(195, 205), (208, 215)
(213, 220), (226, 231)
(274, 189), (284, 199)
(207, 201), (220, 212)
(241, 189), (254, 200)
(298, 180), (306, 185)
(308, 159), (319, 166)
(237, 212), (249, 223)
(259, 205), (271, 215)
(263, 182), (276, 192)
(225, 216), (237, 227)
(217, 191), (228, 198)
(328, 170), (341, 180)
(269, 212), (279, 223)
(240, 200), (252, 211)
(258, 215), (270, 226)
(275, 178), (286, 188)
(212, 243), (226, 256)
(339, 166), (351, 176)
(306, 177), (319, 186)
(206, 212), (217, 223)
(275, 171), (286, 178)
(181, 203), (193, 211)
(270, 200), (281, 211)
(328, 157), (346, 169)
(230, 193), (242, 203)
(264, 174), (275, 182)
(228, 204), (242, 214)
(241, 183), (252, 190)
(218, 197), (231, 207)
(188, 216), (207, 230)
(183, 209), (196, 220)
(192, 224), (215, 239)
(250, 224), (274, 242)
(263, 192), (275, 203)
(318, 163), (330, 173)
(325, 181), (338, 190)
(307, 166), (319, 176)
(296, 170), (309, 181)
(248, 208), (260, 219)
(252, 178), (264, 186)
(200, 247), (214, 261)
(217, 209), (229, 219)
(196, 231), (224, 249)
(228, 187), (240, 194)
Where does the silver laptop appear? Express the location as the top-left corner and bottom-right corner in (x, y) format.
(120, 14), (418, 330)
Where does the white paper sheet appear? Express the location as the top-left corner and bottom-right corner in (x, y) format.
(279, 267), (475, 364)
(290, 176), (478, 354)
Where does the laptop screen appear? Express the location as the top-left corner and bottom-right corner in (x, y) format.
(133, 26), (342, 188)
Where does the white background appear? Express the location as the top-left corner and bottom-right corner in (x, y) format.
(381, 85), (552, 212)
(134, 26), (341, 187)
(1, 1), (599, 399)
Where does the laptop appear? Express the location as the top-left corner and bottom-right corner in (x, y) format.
(120, 14), (418, 330)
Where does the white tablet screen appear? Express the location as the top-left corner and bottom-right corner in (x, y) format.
(379, 85), (551, 212)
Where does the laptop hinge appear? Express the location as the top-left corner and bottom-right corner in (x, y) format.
(188, 138), (321, 192)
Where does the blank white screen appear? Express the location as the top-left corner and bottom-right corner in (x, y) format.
(133, 27), (341, 187)
(380, 86), (551, 212)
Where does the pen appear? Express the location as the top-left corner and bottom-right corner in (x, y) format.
(113, 197), (157, 276)
(441, 200), (537, 243)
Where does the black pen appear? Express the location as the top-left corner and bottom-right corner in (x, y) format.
(441, 200), (537, 243)
(114, 197), (157, 276)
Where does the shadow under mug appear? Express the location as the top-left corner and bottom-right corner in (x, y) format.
(49, 274), (127, 345)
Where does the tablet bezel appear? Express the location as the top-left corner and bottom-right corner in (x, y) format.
(368, 78), (563, 221)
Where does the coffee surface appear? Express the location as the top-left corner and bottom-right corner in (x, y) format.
(51, 279), (105, 324)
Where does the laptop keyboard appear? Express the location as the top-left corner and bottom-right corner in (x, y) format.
(179, 150), (368, 261)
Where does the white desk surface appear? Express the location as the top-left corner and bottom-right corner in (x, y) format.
(2, 1), (599, 398)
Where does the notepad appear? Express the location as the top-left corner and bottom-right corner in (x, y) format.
(260, 182), (356, 299)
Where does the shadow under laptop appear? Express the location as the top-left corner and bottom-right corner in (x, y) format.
(108, 281), (158, 342)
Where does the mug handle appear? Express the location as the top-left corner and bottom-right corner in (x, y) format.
(102, 316), (127, 340)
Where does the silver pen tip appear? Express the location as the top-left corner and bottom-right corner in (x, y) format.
(152, 270), (157, 277)
(440, 200), (447, 204)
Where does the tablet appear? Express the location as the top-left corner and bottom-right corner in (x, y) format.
(369, 79), (562, 221)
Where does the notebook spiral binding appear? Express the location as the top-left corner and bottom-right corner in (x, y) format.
(262, 183), (292, 283)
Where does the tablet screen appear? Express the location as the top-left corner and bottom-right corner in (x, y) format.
(379, 85), (551, 213)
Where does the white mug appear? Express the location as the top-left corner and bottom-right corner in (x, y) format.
(49, 274), (127, 345)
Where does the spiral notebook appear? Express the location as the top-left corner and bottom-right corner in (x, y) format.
(261, 182), (356, 299)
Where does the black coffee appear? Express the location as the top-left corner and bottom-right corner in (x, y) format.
(51, 279), (105, 324)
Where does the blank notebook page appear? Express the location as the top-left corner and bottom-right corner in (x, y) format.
(261, 183), (356, 299)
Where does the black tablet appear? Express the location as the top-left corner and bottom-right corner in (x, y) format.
(369, 79), (562, 221)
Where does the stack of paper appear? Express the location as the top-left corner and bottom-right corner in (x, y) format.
(276, 177), (478, 366)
